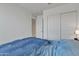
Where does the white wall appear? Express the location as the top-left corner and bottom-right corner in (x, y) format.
(0, 4), (32, 44)
(43, 4), (79, 40)
(61, 11), (76, 39)
(47, 14), (60, 40)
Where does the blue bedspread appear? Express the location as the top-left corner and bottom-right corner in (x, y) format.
(54, 40), (79, 56)
(0, 37), (48, 56)
(36, 40), (79, 56)
(0, 37), (79, 56)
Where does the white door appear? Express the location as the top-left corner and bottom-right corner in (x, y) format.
(36, 16), (43, 38)
(61, 11), (76, 39)
(47, 14), (60, 40)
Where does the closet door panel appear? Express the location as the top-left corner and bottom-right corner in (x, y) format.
(61, 12), (76, 39)
(36, 16), (43, 38)
(48, 15), (60, 40)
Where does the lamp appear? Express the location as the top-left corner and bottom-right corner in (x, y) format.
(75, 30), (79, 34)
(74, 29), (79, 40)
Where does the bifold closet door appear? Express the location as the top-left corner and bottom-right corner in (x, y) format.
(47, 15), (60, 40)
(36, 16), (43, 38)
(61, 11), (76, 39)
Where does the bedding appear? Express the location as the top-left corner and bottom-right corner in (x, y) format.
(0, 37), (49, 56)
(0, 37), (79, 56)
(35, 40), (79, 56)
(54, 40), (79, 56)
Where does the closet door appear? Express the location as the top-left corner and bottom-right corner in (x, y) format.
(36, 16), (43, 38)
(61, 11), (76, 39)
(47, 15), (60, 40)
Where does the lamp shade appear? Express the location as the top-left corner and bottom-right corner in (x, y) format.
(75, 30), (79, 34)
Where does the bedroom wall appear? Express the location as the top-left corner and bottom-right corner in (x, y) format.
(43, 4), (79, 40)
(0, 4), (32, 44)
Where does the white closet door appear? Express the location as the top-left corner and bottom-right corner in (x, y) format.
(36, 16), (43, 38)
(61, 12), (76, 39)
(47, 15), (60, 40)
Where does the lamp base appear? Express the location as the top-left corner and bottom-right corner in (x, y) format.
(74, 38), (79, 41)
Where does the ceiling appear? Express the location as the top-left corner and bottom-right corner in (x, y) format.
(17, 3), (67, 16)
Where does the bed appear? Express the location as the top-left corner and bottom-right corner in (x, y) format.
(0, 37), (79, 56)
